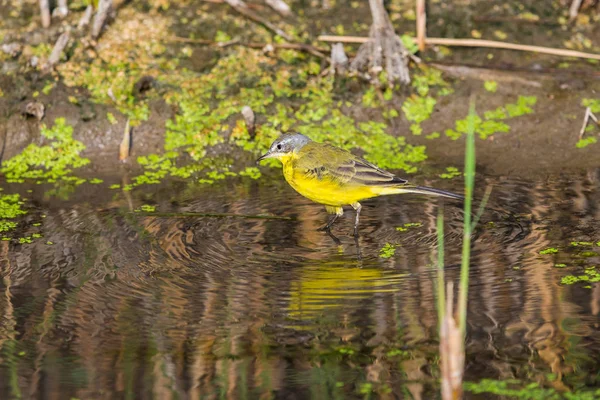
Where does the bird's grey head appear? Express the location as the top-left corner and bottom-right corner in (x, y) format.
(256, 133), (311, 163)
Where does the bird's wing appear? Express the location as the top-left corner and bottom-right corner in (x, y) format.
(297, 144), (408, 186)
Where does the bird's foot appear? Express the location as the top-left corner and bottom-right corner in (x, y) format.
(317, 225), (331, 232)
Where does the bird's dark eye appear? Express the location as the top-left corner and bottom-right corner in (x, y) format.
(277, 144), (282, 150)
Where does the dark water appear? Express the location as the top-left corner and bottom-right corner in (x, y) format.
(1, 168), (600, 399)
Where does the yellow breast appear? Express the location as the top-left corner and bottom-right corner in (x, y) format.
(280, 154), (377, 207)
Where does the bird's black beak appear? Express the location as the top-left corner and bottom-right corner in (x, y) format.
(256, 152), (270, 164)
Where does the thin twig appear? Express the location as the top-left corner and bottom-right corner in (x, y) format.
(265, 0), (292, 16)
(165, 36), (213, 45)
(224, 0), (293, 41)
(431, 61), (600, 78)
(317, 35), (600, 60)
(472, 15), (560, 26)
(53, 0), (68, 17)
(164, 36), (328, 58)
(119, 118), (131, 161)
(241, 106), (255, 138)
(471, 185), (493, 232)
(440, 281), (464, 400)
(44, 31), (70, 70)
(416, 0), (426, 52)
(432, 63), (542, 87)
(39, 0), (51, 28)
(91, 0), (113, 39)
(569, 0), (583, 22)
(77, 5), (93, 30)
(579, 107), (600, 140)
(203, 0), (266, 9)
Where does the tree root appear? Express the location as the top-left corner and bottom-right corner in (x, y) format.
(349, 0), (410, 85)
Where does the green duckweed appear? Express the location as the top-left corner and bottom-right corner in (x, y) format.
(439, 166), (461, 179)
(582, 98), (600, 113)
(576, 136), (597, 148)
(446, 96), (536, 140)
(379, 243), (397, 258)
(0, 194), (27, 233)
(540, 247), (558, 255)
(402, 95), (436, 135)
(463, 378), (600, 399)
(396, 222), (422, 232)
(484, 80), (497, 93)
(561, 267), (600, 286)
(570, 241), (594, 247)
(1, 118), (89, 184)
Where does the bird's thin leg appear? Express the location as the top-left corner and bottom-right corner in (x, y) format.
(351, 202), (362, 237)
(325, 229), (342, 245)
(354, 233), (362, 261)
(318, 206), (343, 232)
(318, 214), (340, 232)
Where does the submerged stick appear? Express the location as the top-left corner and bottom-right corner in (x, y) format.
(439, 281), (464, 400)
(132, 212), (295, 220)
(318, 35), (600, 60)
(119, 118), (131, 161)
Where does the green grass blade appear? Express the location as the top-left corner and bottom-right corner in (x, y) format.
(436, 206), (446, 330)
(458, 98), (477, 337)
(470, 184), (493, 232)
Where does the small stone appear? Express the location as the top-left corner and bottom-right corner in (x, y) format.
(1, 43), (22, 58)
(23, 101), (45, 121)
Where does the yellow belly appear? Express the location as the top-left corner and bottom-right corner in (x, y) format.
(283, 161), (377, 207)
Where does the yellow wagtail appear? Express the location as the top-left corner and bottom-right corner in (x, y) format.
(257, 133), (463, 236)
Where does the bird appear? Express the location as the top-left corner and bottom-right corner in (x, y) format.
(256, 133), (463, 236)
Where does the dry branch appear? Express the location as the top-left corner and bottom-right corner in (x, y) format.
(472, 15), (560, 25)
(241, 106), (255, 138)
(44, 31), (70, 70)
(318, 35), (600, 61)
(91, 0), (113, 39)
(165, 36), (328, 58)
(224, 0), (292, 41)
(53, 0), (68, 17)
(569, 0), (584, 21)
(78, 5), (93, 30)
(330, 43), (348, 74)
(39, 0), (51, 28)
(265, 0), (292, 16)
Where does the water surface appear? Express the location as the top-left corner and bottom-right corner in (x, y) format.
(1, 169), (600, 399)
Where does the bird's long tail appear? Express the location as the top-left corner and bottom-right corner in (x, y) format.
(400, 185), (464, 201)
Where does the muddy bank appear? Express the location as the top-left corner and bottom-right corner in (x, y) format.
(1, 0), (599, 189)
(1, 69), (599, 181)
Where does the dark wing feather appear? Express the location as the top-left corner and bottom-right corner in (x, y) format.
(297, 143), (407, 186)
